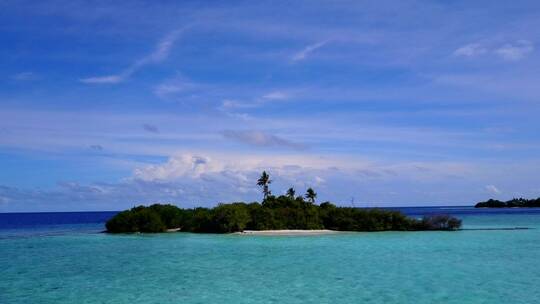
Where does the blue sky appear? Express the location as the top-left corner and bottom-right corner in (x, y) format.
(1, 1), (540, 211)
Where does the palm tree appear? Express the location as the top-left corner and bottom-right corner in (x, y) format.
(286, 187), (295, 199)
(305, 188), (317, 203)
(257, 171), (272, 200)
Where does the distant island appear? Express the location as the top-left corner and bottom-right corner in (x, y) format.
(475, 197), (540, 208)
(106, 171), (462, 233)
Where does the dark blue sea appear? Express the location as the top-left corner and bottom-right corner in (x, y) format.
(2, 206), (540, 233)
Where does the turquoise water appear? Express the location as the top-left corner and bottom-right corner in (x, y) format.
(1, 210), (540, 303)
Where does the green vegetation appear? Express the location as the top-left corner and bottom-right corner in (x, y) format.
(105, 204), (187, 233)
(475, 197), (540, 208)
(257, 171), (272, 199)
(106, 172), (462, 233)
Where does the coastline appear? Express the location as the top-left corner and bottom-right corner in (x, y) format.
(234, 229), (342, 236)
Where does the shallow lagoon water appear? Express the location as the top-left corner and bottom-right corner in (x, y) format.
(1, 208), (540, 304)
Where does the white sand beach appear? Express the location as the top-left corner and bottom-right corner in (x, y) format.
(234, 229), (341, 236)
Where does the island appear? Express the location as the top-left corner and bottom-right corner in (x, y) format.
(475, 197), (540, 208)
(106, 171), (461, 233)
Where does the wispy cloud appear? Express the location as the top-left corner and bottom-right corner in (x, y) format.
(11, 72), (38, 81)
(454, 40), (534, 61)
(222, 130), (306, 150)
(217, 90), (293, 119)
(453, 43), (487, 57)
(153, 75), (200, 99)
(220, 91), (291, 110)
(262, 91), (290, 100)
(80, 75), (125, 84)
(291, 40), (329, 62)
(217, 90), (292, 116)
(80, 28), (187, 84)
(495, 40), (534, 61)
(485, 184), (501, 194)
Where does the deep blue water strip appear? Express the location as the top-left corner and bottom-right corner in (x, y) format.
(3, 207), (540, 230)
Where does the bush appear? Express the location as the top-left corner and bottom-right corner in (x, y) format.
(212, 203), (251, 233)
(106, 200), (462, 233)
(106, 206), (166, 233)
(414, 214), (462, 231)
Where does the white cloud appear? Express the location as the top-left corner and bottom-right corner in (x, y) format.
(80, 28), (187, 84)
(314, 176), (325, 185)
(217, 100), (258, 121)
(153, 76), (199, 99)
(485, 184), (501, 194)
(220, 99), (244, 109)
(217, 90), (293, 119)
(220, 89), (295, 112)
(453, 40), (534, 61)
(453, 43), (487, 57)
(134, 154), (213, 181)
(292, 40), (329, 62)
(262, 91), (289, 100)
(495, 40), (534, 61)
(132, 153), (351, 182)
(80, 75), (125, 84)
(3, 150), (539, 211)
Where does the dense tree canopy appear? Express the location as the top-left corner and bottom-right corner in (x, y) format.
(475, 197), (540, 208)
(106, 197), (462, 233)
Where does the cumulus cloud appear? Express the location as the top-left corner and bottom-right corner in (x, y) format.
(2, 152), (528, 211)
(292, 40), (329, 62)
(129, 153), (344, 202)
(133, 154), (212, 181)
(495, 40), (534, 61)
(133, 153), (348, 183)
(453, 43), (487, 57)
(80, 28), (187, 84)
(222, 130), (306, 150)
(485, 184), (501, 194)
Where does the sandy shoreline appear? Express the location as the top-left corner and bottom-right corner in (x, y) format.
(234, 229), (342, 236)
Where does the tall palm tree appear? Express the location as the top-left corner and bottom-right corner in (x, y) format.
(305, 188), (317, 203)
(257, 171), (271, 200)
(286, 187), (295, 199)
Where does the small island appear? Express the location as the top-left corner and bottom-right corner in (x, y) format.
(106, 171), (462, 233)
(475, 197), (540, 208)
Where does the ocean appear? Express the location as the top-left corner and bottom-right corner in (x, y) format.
(1, 207), (540, 303)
